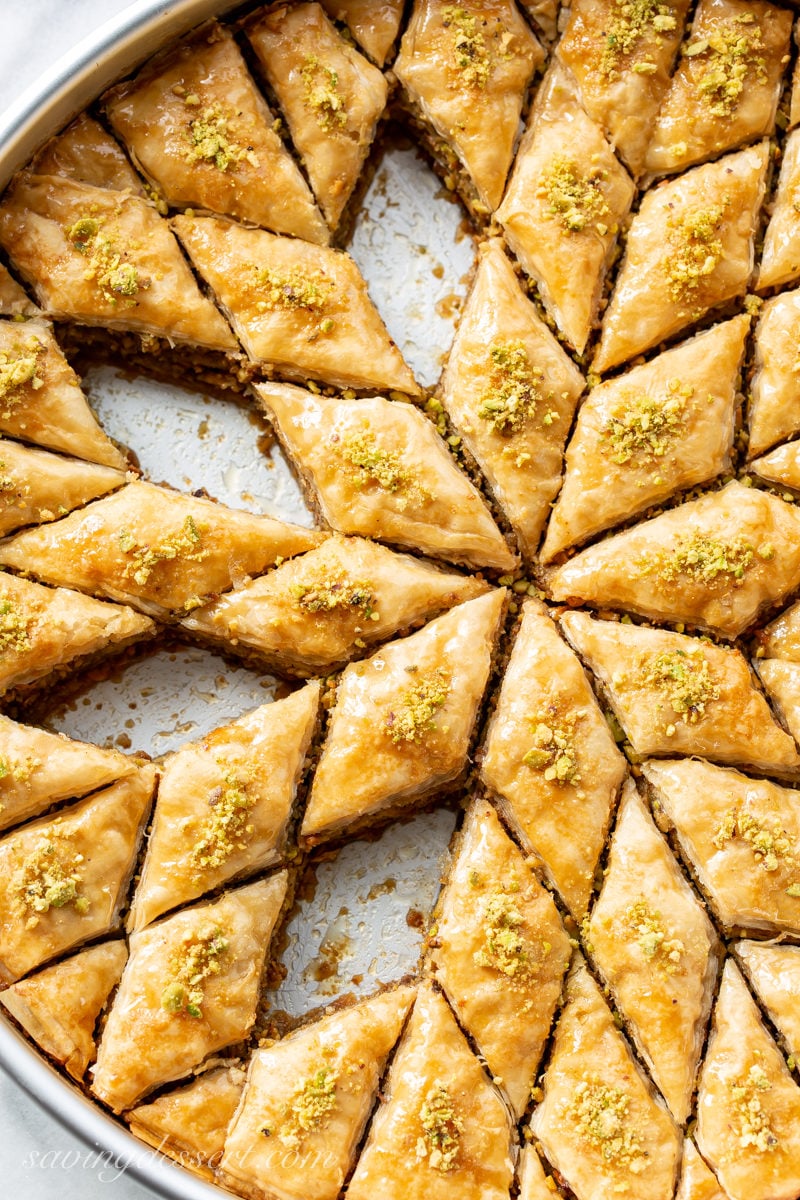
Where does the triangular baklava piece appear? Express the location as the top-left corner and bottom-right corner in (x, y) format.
(319, 0), (404, 64)
(32, 113), (144, 194)
(755, 657), (800, 746)
(127, 1063), (246, 1180)
(549, 481), (800, 638)
(737, 940), (800, 1058)
(0, 766), (155, 986)
(0, 265), (36, 318)
(182, 534), (488, 677)
(346, 983), (515, 1200)
(643, 758), (800, 934)
(758, 129), (800, 290)
(0, 176), (237, 351)
(696, 960), (800, 1200)
(586, 780), (721, 1123)
(430, 798), (571, 1118)
(439, 238), (585, 557)
(481, 599), (626, 918)
(91, 873), (288, 1112)
(495, 66), (635, 353)
(0, 317), (125, 468)
(129, 684), (319, 930)
(301, 589), (506, 845)
(752, 442), (800, 491)
(0, 714), (135, 833)
(518, 1146), (565, 1200)
(104, 23), (328, 244)
(0, 480), (322, 618)
(0, 439), (125, 538)
(246, 4), (389, 232)
(554, 0), (690, 176)
(645, 0), (792, 178)
(529, 958), (681, 1200)
(748, 290), (800, 458)
(541, 317), (748, 561)
(221, 986), (416, 1200)
(676, 1138), (730, 1200)
(393, 0), (544, 213)
(593, 143), (768, 374)
(560, 612), (800, 774)
(760, 599), (800, 661)
(0, 939), (126, 1079)
(173, 214), (418, 395)
(0, 572), (155, 700)
(254, 382), (515, 571)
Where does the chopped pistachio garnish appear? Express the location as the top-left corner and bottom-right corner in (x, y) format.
(600, 379), (692, 466)
(66, 214), (150, 305)
(117, 515), (208, 587)
(189, 764), (256, 874)
(640, 648), (719, 725)
(270, 1064), (339, 1147)
(251, 264), (333, 312)
(0, 593), (31, 656)
(685, 15), (767, 119)
(335, 429), (429, 507)
(539, 155), (610, 234)
(665, 200), (729, 306)
(729, 1062), (778, 1153)
(599, 0), (677, 78)
(712, 807), (795, 873)
(0, 754), (41, 784)
(0, 337), (45, 409)
(474, 889), (532, 977)
(12, 827), (89, 928)
(636, 532), (756, 588)
(160, 923), (228, 1019)
(416, 1082), (463, 1173)
(290, 572), (376, 619)
(478, 340), (549, 435)
(565, 1078), (647, 1169)
(442, 6), (492, 89)
(384, 667), (450, 744)
(301, 56), (346, 131)
(523, 709), (582, 786)
(182, 100), (258, 171)
(623, 898), (684, 972)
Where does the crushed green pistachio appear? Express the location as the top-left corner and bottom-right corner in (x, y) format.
(301, 56), (346, 131)
(712, 807), (795, 873)
(600, 379), (692, 466)
(636, 532), (756, 588)
(729, 1062), (778, 1153)
(665, 201), (729, 306)
(0, 755), (40, 784)
(685, 15), (767, 119)
(182, 100), (258, 171)
(523, 709), (583, 786)
(0, 593), (31, 656)
(0, 338), (45, 409)
(599, 0), (678, 78)
(189, 764), (256, 874)
(117, 515), (208, 586)
(623, 898), (684, 971)
(160, 924), (228, 1019)
(12, 827), (89, 928)
(641, 649), (719, 725)
(474, 889), (532, 977)
(442, 6), (492, 89)
(266, 1064), (339, 1147)
(566, 1078), (647, 1169)
(478, 341), (547, 434)
(335, 429), (429, 507)
(539, 155), (610, 234)
(66, 214), (150, 305)
(290, 573), (376, 619)
(416, 1082), (463, 1173)
(251, 265), (333, 312)
(384, 667), (450, 744)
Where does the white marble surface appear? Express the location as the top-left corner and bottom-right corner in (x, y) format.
(0, 10), (156, 1198)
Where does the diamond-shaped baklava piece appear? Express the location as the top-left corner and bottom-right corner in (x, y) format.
(560, 612), (800, 774)
(346, 982), (514, 1200)
(0, 176), (237, 352)
(758, 129), (800, 290)
(319, 0), (404, 64)
(644, 758), (800, 934)
(0, 767), (155, 986)
(696, 960), (800, 1200)
(755, 657), (800, 746)
(752, 442), (800, 492)
(246, 4), (388, 232)
(0, 266), (37, 318)
(737, 940), (800, 1058)
(760, 600), (800, 661)
(530, 958), (681, 1200)
(748, 290), (800, 458)
(0, 939), (126, 1080)
(0, 480), (322, 619)
(301, 589), (506, 845)
(517, 1146), (565, 1200)
(0, 714), (135, 833)
(105, 23), (327, 243)
(481, 599), (626, 918)
(173, 214), (418, 395)
(677, 1138), (730, 1200)
(495, 66), (635, 353)
(594, 143), (768, 374)
(32, 114), (144, 194)
(394, 0), (544, 213)
(430, 798), (571, 1117)
(587, 780), (721, 1123)
(182, 534), (487, 677)
(0, 440), (124, 538)
(554, 0), (690, 176)
(440, 238), (585, 557)
(549, 481), (800, 638)
(127, 1063), (246, 1181)
(0, 573), (155, 700)
(254, 382), (516, 571)
(221, 986), (415, 1200)
(541, 316), (748, 561)
(129, 684), (319, 931)
(645, 0), (792, 177)
(0, 318), (125, 468)
(91, 873), (287, 1113)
